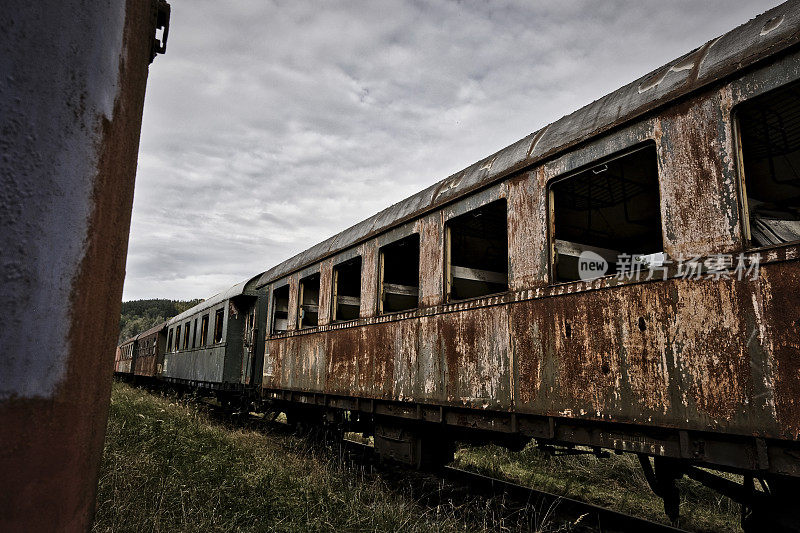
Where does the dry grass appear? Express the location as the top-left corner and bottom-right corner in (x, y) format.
(95, 383), (742, 532)
(453, 443), (742, 533)
(94, 383), (579, 532)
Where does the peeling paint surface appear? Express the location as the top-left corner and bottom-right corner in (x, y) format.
(0, 1), (162, 529)
(0, 1), (125, 399)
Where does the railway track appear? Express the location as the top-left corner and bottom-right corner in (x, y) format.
(190, 399), (690, 533)
(339, 438), (687, 533)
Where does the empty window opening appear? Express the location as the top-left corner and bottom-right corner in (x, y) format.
(271, 285), (290, 334)
(167, 328), (174, 352)
(379, 234), (420, 314)
(332, 257), (362, 322)
(550, 144), (663, 282)
(298, 273), (320, 329)
(200, 314), (209, 346)
(737, 81), (800, 247)
(213, 309), (224, 343)
(183, 321), (191, 350)
(192, 318), (198, 348)
(446, 199), (509, 301)
(175, 326), (181, 352)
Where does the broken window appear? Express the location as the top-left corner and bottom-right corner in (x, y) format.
(298, 273), (320, 329)
(213, 309), (224, 343)
(271, 285), (290, 334)
(175, 325), (181, 352)
(446, 199), (508, 301)
(379, 234), (420, 314)
(183, 321), (191, 350)
(737, 81), (800, 247)
(167, 328), (174, 352)
(550, 143), (663, 282)
(199, 314), (209, 347)
(332, 257), (362, 322)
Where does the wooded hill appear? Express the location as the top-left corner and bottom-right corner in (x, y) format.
(118, 299), (203, 343)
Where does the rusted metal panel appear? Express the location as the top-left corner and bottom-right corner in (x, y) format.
(265, 246), (800, 440)
(324, 327), (360, 394)
(757, 262), (800, 439)
(507, 171), (548, 291)
(672, 280), (751, 424)
(655, 88), (741, 256)
(441, 305), (511, 409)
(509, 301), (545, 407)
(318, 259), (333, 325)
(0, 0), (166, 529)
(417, 214), (445, 308)
(358, 240), (379, 318)
(287, 274), (300, 331)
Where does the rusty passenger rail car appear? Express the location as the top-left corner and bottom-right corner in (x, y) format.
(253, 2), (800, 529)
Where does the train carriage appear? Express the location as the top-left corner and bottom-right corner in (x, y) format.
(133, 321), (168, 379)
(161, 273), (265, 397)
(254, 2), (800, 528)
(113, 2), (800, 529)
(115, 337), (136, 376)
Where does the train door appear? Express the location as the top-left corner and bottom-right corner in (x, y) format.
(242, 305), (257, 385)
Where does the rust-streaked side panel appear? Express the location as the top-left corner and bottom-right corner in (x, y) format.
(656, 89), (741, 257)
(758, 262), (800, 439)
(507, 171), (549, 291)
(267, 264), (798, 439)
(417, 214), (445, 308)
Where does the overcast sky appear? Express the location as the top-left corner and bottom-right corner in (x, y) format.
(123, 0), (781, 301)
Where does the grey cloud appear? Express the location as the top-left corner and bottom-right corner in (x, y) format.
(124, 0), (780, 300)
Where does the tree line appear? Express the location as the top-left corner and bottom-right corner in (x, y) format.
(118, 299), (203, 343)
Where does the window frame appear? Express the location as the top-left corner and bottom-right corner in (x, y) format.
(297, 272), (321, 330)
(199, 314), (209, 347)
(270, 283), (290, 335)
(331, 256), (362, 323)
(733, 82), (800, 251)
(444, 198), (510, 302)
(377, 233), (420, 315)
(213, 308), (224, 344)
(183, 321), (191, 350)
(547, 141), (663, 285)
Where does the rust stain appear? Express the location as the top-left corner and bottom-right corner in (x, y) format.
(417, 214), (444, 307)
(0, 2), (159, 530)
(507, 171), (548, 290)
(672, 279), (749, 422)
(759, 264), (800, 438)
(656, 90), (739, 256)
(318, 259), (333, 325)
(359, 241), (378, 318)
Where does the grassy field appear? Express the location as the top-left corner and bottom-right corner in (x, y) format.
(95, 383), (572, 532)
(95, 383), (740, 532)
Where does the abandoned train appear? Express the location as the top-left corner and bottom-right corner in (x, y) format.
(116, 2), (800, 529)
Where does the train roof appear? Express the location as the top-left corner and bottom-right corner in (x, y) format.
(119, 336), (136, 348)
(165, 272), (263, 326)
(256, 1), (800, 289)
(135, 321), (168, 340)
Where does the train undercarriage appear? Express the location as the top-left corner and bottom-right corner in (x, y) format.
(257, 388), (800, 533)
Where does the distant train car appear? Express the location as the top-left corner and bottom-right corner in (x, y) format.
(161, 273), (265, 399)
(113, 345), (124, 374)
(115, 337), (136, 376)
(133, 321), (168, 379)
(254, 2), (800, 529)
